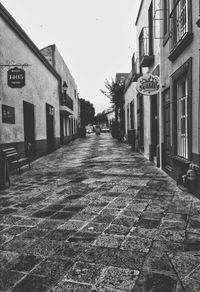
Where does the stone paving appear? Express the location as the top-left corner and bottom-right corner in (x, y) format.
(0, 133), (200, 292)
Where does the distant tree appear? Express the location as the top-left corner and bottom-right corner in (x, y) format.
(79, 98), (95, 127)
(100, 79), (125, 140)
(94, 112), (108, 125)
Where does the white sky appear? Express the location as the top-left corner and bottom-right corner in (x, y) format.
(1, 0), (141, 114)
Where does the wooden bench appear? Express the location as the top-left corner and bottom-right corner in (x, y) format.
(2, 148), (31, 175)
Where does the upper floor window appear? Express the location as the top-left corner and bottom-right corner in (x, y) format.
(169, 0), (192, 61)
(163, 0), (169, 39)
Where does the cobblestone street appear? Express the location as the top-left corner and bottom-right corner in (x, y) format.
(0, 133), (200, 292)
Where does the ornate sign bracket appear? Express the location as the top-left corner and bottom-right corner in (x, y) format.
(0, 60), (31, 72)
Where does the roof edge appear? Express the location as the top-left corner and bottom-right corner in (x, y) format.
(135, 0), (144, 26)
(0, 4), (61, 82)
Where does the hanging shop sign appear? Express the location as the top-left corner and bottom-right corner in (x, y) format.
(136, 74), (160, 95)
(7, 67), (25, 88)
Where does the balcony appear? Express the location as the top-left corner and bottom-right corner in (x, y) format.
(60, 93), (73, 113)
(131, 52), (141, 82)
(169, 0), (193, 62)
(139, 27), (154, 67)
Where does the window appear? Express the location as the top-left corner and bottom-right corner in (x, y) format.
(169, 0), (192, 60)
(163, 0), (169, 42)
(177, 77), (188, 159)
(171, 57), (192, 161)
(2, 105), (15, 124)
(148, 2), (153, 56)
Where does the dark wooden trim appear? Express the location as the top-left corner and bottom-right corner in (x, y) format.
(0, 4), (61, 82)
(170, 57), (193, 161)
(192, 153), (200, 166)
(163, 0), (170, 46)
(168, 33), (193, 62)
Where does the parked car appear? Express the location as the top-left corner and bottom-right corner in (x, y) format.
(101, 127), (110, 133)
(86, 126), (93, 134)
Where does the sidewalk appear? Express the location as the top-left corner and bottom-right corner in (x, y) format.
(0, 133), (199, 292)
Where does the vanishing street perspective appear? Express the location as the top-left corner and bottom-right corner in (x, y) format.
(0, 0), (200, 291)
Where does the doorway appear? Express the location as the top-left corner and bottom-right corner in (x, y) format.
(150, 95), (158, 161)
(23, 101), (35, 156)
(163, 88), (172, 171)
(46, 103), (55, 153)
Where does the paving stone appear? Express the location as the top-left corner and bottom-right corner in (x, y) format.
(136, 217), (161, 229)
(133, 271), (177, 292)
(8, 253), (41, 272)
(104, 224), (131, 235)
(12, 274), (51, 292)
(93, 234), (125, 248)
(0, 268), (24, 291)
(97, 266), (139, 291)
(50, 211), (75, 220)
(18, 227), (50, 239)
(0, 225), (27, 237)
(99, 208), (122, 216)
(16, 217), (42, 227)
(0, 250), (19, 268)
(92, 214), (116, 224)
(130, 227), (158, 239)
(82, 246), (146, 269)
(58, 220), (86, 231)
(112, 215), (138, 228)
(45, 229), (75, 241)
(169, 252), (200, 280)
(68, 231), (99, 244)
(81, 222), (107, 233)
(65, 261), (104, 284)
(121, 235), (152, 253)
(31, 258), (73, 281)
(55, 241), (86, 258)
(50, 281), (92, 292)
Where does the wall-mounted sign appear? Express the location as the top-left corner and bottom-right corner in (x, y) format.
(7, 67), (25, 88)
(136, 74), (160, 96)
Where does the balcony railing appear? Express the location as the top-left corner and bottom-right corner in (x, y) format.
(139, 27), (154, 67)
(131, 52), (141, 82)
(60, 93), (73, 111)
(169, 0), (192, 57)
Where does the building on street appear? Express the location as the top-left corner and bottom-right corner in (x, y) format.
(124, 0), (200, 193)
(0, 4), (61, 158)
(41, 45), (79, 144)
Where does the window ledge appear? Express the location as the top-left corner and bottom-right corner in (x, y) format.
(196, 18), (200, 27)
(171, 155), (191, 165)
(168, 33), (193, 62)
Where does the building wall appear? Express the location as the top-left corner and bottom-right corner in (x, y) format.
(135, 0), (161, 161)
(0, 14), (60, 157)
(41, 45), (79, 141)
(161, 0), (200, 158)
(124, 79), (137, 140)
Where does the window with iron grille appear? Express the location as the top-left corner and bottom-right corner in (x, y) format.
(169, 0), (192, 54)
(2, 105), (15, 124)
(171, 57), (192, 161)
(163, 0), (170, 43)
(177, 77), (188, 159)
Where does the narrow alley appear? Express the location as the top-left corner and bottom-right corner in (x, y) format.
(0, 133), (199, 292)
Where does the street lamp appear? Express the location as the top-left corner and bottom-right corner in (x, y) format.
(63, 81), (68, 92)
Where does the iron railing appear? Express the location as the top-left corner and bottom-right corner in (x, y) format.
(60, 93), (73, 111)
(169, 0), (190, 51)
(139, 27), (154, 66)
(131, 52), (141, 81)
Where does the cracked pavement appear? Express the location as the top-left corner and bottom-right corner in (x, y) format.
(0, 133), (200, 292)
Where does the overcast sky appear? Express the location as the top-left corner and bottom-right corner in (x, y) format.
(1, 0), (141, 114)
